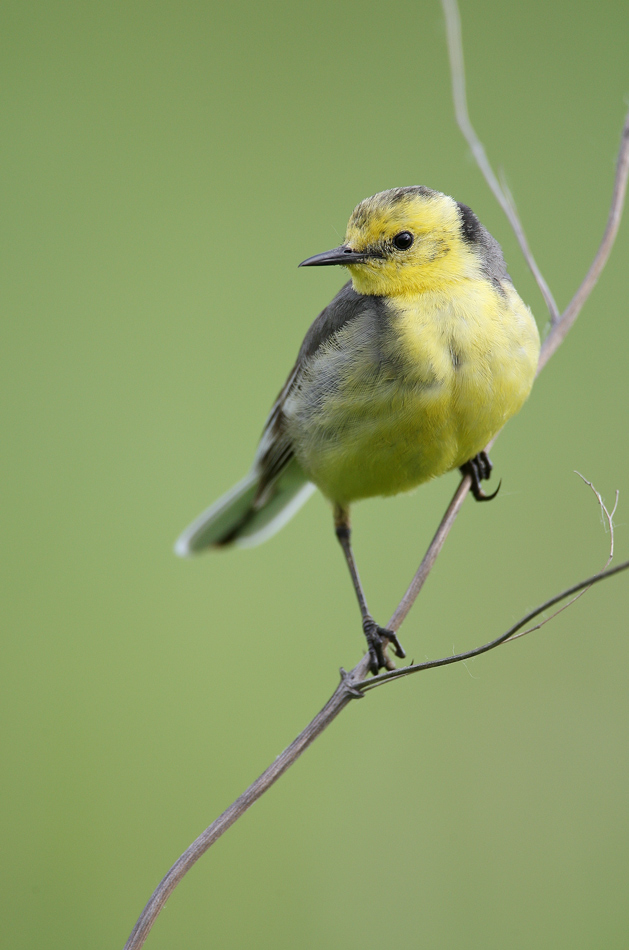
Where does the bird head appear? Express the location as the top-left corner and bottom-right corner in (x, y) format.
(299, 186), (487, 297)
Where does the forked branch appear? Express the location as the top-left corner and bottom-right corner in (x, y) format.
(362, 478), (625, 692)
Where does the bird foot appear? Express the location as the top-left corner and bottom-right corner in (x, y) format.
(460, 451), (501, 502)
(362, 618), (406, 674)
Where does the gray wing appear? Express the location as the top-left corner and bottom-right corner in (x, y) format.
(253, 281), (370, 498)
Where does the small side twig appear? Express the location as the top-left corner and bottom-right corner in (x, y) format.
(575, 472), (619, 564)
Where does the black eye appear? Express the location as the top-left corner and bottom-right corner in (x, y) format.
(393, 231), (414, 250)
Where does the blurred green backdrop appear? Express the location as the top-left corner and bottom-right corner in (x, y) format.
(3, 1), (629, 947)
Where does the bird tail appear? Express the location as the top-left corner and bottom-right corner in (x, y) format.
(174, 458), (316, 556)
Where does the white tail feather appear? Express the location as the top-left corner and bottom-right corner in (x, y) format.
(174, 459), (314, 556)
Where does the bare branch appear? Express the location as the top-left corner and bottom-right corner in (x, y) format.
(125, 504), (629, 949)
(358, 558), (629, 693)
(388, 474), (471, 630)
(123, 663), (369, 950)
(537, 109), (629, 372)
(440, 0), (561, 323)
(365, 475), (623, 688)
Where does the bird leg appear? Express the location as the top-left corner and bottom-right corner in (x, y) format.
(460, 451), (501, 502)
(333, 505), (406, 674)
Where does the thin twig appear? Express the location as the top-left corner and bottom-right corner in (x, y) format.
(388, 474), (471, 630)
(123, 3), (629, 946)
(574, 472), (618, 566)
(365, 477), (622, 688)
(537, 109), (629, 372)
(440, 0), (560, 324)
(359, 558), (629, 692)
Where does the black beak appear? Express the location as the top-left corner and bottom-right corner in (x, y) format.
(298, 245), (376, 267)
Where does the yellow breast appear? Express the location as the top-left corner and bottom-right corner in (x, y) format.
(286, 281), (540, 505)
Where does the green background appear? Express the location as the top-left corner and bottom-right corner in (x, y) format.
(3, 1), (629, 947)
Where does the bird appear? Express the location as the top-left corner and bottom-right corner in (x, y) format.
(175, 186), (540, 673)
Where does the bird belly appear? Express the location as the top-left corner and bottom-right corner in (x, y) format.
(284, 288), (539, 506)
(288, 378), (491, 504)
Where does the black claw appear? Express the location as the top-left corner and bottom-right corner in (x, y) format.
(460, 451), (501, 502)
(387, 630), (406, 659)
(476, 478), (502, 501)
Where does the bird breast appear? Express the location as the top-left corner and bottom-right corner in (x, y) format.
(284, 283), (539, 505)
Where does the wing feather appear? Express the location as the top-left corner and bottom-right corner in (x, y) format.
(253, 280), (368, 498)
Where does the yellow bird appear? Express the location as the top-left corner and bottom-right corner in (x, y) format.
(176, 187), (540, 671)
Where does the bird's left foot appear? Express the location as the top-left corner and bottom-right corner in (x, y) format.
(460, 451), (501, 502)
(362, 618), (406, 675)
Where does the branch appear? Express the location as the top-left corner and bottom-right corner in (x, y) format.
(125, 556), (629, 949)
(360, 559), (629, 691)
(361, 478), (625, 692)
(123, 666), (364, 950)
(123, 3), (629, 946)
(440, 0), (561, 324)
(388, 473), (471, 630)
(537, 109), (629, 371)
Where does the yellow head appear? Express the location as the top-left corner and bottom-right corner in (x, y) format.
(300, 186), (509, 297)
